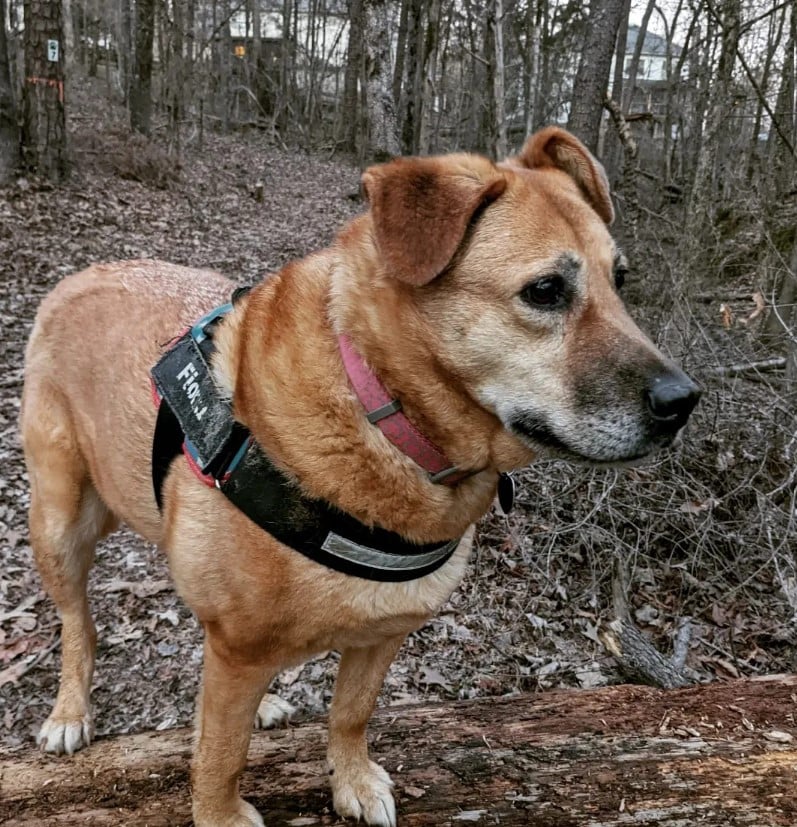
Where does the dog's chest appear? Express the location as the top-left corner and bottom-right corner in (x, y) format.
(291, 529), (475, 649)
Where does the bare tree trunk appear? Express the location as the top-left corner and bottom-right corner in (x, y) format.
(764, 1), (796, 342)
(251, 0), (262, 107)
(658, 1), (685, 186)
(166, 0), (185, 154)
(768, 0), (796, 196)
(568, 0), (627, 153)
(277, 0), (293, 132)
(400, 0), (421, 153)
(185, 0), (195, 62)
(786, 263), (797, 402)
(362, 0), (399, 162)
(622, 0), (655, 113)
(432, 3), (453, 148)
(684, 14), (712, 186)
(688, 0), (741, 242)
(303, 0), (318, 124)
(418, 0), (441, 154)
(21, 0), (69, 180)
(666, 10), (696, 185)
(0, 0), (19, 183)
(602, 0), (630, 181)
(490, 0), (507, 158)
(86, 0), (98, 77)
(392, 0), (409, 108)
(522, 0), (541, 136)
(74, 0), (86, 67)
(117, 0), (132, 103)
(220, 0), (232, 130)
(746, 5), (785, 183)
(340, 0), (363, 154)
(605, 95), (639, 261)
(779, 242), (797, 389)
(61, 0), (75, 76)
(483, 4), (495, 153)
(130, 0), (156, 134)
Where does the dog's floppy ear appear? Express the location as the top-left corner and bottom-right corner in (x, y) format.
(513, 127), (614, 225)
(362, 155), (507, 286)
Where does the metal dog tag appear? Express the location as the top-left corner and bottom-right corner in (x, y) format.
(497, 472), (516, 515)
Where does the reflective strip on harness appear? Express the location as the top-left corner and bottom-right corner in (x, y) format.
(321, 533), (461, 573)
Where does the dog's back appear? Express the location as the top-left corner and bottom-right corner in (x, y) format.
(22, 261), (232, 541)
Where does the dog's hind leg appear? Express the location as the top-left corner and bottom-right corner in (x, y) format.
(327, 635), (406, 827)
(22, 387), (118, 755)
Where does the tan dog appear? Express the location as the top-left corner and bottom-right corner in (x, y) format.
(22, 127), (699, 826)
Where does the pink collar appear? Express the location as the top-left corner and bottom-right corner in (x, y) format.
(338, 334), (464, 486)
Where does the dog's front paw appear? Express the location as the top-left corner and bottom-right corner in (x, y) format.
(37, 713), (94, 755)
(254, 693), (295, 729)
(331, 760), (396, 827)
(193, 797), (264, 827)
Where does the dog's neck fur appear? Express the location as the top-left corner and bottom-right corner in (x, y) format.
(210, 217), (532, 543)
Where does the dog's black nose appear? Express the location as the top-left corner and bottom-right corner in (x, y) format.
(646, 373), (701, 430)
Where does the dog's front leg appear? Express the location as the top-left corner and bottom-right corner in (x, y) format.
(328, 634), (406, 827)
(192, 632), (276, 827)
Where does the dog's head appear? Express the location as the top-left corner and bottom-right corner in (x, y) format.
(355, 127), (700, 467)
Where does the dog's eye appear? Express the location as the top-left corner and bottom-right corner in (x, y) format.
(521, 276), (567, 309)
(614, 267), (628, 291)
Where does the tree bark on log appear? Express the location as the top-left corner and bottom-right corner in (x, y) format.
(2, 676), (795, 825)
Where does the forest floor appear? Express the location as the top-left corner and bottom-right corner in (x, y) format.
(1, 78), (795, 754)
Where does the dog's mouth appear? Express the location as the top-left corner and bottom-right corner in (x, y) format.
(509, 413), (669, 465)
(510, 415), (572, 454)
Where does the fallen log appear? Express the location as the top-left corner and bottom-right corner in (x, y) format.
(2, 675), (795, 826)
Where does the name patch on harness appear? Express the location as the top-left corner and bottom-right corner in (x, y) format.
(151, 334), (235, 474)
(176, 361), (208, 421)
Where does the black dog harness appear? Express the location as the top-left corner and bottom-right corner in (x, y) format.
(150, 299), (462, 582)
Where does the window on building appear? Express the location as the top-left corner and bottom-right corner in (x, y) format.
(624, 57), (648, 78)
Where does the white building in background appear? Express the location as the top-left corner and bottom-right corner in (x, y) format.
(618, 25), (685, 88)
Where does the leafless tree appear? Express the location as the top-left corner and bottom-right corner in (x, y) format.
(417, 0), (441, 154)
(763, 0), (796, 349)
(489, 0), (507, 158)
(130, 0), (156, 134)
(362, 0), (399, 161)
(568, 0), (627, 153)
(0, 0), (18, 183)
(21, 0), (69, 179)
(340, 0), (363, 154)
(622, 0), (655, 114)
(399, 0), (421, 153)
(688, 0), (741, 238)
(117, 0), (132, 103)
